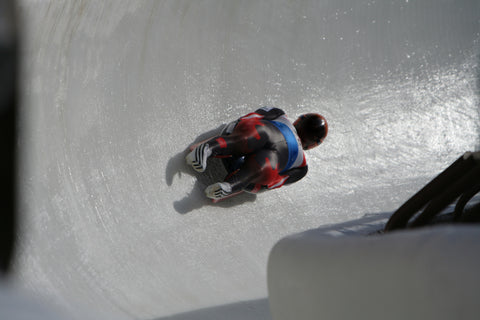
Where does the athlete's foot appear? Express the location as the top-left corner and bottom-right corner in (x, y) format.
(185, 143), (212, 172)
(205, 182), (232, 200)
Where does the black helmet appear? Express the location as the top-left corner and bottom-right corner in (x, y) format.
(293, 113), (328, 150)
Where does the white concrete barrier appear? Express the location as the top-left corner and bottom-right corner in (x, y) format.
(268, 225), (480, 320)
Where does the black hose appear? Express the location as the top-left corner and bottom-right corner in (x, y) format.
(384, 152), (479, 231)
(410, 165), (480, 228)
(454, 184), (480, 222)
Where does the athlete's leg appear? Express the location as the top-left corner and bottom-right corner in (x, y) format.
(208, 117), (269, 157)
(224, 150), (282, 194)
(185, 133), (246, 173)
(204, 152), (265, 200)
(187, 119), (268, 172)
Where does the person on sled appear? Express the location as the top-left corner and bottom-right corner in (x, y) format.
(186, 107), (328, 201)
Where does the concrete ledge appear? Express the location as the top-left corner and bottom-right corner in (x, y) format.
(267, 225), (480, 320)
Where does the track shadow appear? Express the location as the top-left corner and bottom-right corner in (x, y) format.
(166, 126), (257, 214)
(152, 298), (271, 320)
(306, 212), (392, 236)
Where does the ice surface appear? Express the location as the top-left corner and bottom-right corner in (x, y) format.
(11, 0), (480, 319)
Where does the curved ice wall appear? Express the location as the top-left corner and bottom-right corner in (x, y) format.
(16, 0), (479, 319)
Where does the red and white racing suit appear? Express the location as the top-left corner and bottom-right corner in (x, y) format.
(205, 107), (308, 194)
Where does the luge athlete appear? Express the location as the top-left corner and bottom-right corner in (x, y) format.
(186, 107), (328, 201)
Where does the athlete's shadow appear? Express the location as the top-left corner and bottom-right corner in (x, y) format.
(166, 126), (256, 214)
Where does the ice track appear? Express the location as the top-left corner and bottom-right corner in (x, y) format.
(14, 1), (480, 319)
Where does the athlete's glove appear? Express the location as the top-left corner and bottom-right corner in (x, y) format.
(185, 143), (212, 172)
(205, 182), (232, 200)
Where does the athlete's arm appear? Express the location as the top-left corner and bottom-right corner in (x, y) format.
(254, 107), (285, 120)
(282, 165), (308, 185)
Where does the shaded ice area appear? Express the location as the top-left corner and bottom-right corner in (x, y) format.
(12, 0), (480, 319)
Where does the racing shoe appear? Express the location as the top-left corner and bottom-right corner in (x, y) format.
(186, 143), (212, 172)
(205, 182), (232, 200)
